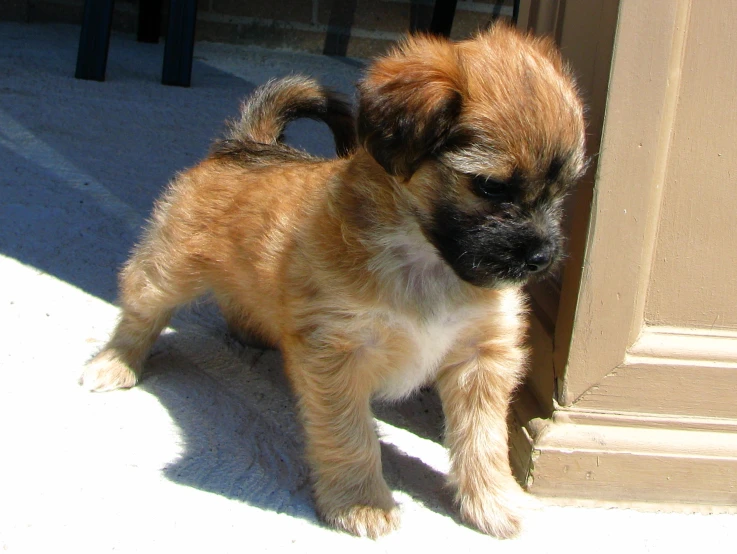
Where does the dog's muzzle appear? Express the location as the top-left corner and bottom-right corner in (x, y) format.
(424, 203), (563, 288)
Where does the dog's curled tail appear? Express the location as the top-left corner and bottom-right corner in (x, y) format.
(224, 75), (356, 157)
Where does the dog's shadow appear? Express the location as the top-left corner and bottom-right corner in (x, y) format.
(139, 302), (459, 528)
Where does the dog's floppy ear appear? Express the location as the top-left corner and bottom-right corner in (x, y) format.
(357, 35), (463, 178)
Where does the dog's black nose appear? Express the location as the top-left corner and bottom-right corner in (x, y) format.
(525, 248), (553, 274)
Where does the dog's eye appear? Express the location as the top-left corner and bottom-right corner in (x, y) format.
(471, 175), (514, 202)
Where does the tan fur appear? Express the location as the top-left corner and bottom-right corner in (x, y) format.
(82, 25), (586, 539)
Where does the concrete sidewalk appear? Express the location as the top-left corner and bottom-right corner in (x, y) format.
(0, 22), (734, 553)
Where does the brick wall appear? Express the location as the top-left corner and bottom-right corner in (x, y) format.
(3, 0), (516, 57)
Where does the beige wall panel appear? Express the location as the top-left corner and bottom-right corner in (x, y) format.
(645, 3), (737, 330)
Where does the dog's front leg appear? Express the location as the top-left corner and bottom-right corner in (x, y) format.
(436, 334), (530, 539)
(282, 337), (400, 539)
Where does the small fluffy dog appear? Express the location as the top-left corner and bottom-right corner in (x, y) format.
(82, 25), (585, 539)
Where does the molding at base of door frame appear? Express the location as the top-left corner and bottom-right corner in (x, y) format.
(509, 384), (737, 510)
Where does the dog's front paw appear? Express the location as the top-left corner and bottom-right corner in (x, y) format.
(323, 504), (401, 539)
(80, 349), (139, 392)
(458, 483), (533, 539)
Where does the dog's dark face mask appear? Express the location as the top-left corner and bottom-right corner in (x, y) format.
(423, 192), (565, 288)
(404, 159), (571, 288)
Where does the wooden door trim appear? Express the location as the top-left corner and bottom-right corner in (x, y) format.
(558, 0), (693, 404)
(510, 385), (737, 507)
(571, 325), (737, 418)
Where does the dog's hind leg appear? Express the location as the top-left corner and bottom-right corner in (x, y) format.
(81, 230), (207, 392)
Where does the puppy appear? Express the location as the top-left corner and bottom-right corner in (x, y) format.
(82, 24), (586, 539)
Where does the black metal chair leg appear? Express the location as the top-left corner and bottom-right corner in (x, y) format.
(137, 0), (164, 43)
(512, 0), (521, 24)
(429, 0), (458, 37)
(161, 0), (198, 87)
(75, 0), (116, 81)
(428, 0), (521, 37)
(323, 0), (357, 56)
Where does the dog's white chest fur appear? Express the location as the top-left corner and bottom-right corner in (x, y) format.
(365, 228), (482, 400)
(375, 306), (475, 401)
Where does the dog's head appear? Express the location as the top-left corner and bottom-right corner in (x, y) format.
(357, 25), (586, 288)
